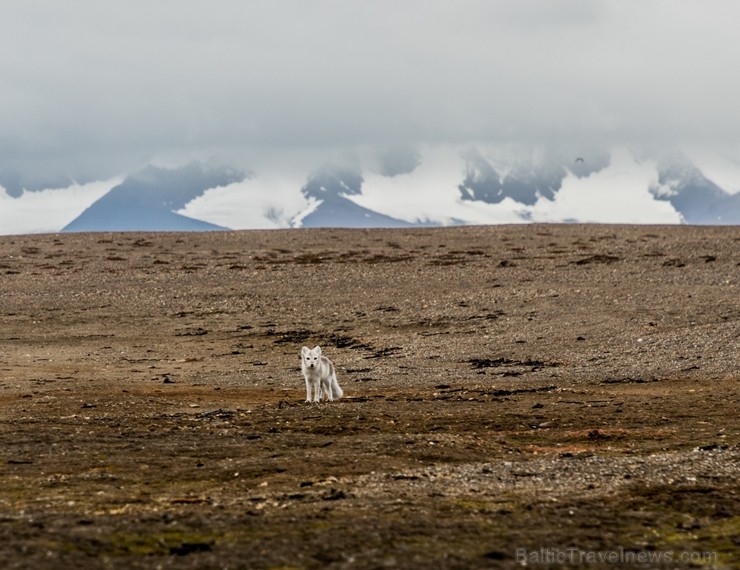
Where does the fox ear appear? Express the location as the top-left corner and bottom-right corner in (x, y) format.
(314, 345), (321, 355)
(302, 346), (310, 355)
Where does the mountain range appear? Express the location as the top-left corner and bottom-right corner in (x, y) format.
(11, 146), (740, 234)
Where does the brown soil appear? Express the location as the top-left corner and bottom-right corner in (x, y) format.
(0, 225), (738, 569)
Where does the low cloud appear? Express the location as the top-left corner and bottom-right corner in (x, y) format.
(2, 0), (740, 186)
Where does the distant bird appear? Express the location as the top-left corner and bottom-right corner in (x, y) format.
(575, 157), (585, 163)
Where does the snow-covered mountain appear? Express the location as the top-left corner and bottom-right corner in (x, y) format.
(62, 162), (245, 232)
(651, 154), (740, 224)
(3, 146), (740, 235)
(293, 167), (415, 228)
(289, 146), (736, 227)
(458, 147), (610, 206)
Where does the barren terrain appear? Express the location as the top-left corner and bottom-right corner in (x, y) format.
(0, 225), (738, 569)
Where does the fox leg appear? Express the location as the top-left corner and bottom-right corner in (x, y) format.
(305, 377), (312, 403)
(311, 379), (321, 403)
(322, 378), (333, 402)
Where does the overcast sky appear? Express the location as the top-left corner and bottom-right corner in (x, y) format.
(2, 0), (740, 186)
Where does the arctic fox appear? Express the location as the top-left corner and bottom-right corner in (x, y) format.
(301, 346), (343, 403)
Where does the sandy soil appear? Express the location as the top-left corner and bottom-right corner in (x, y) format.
(0, 225), (738, 569)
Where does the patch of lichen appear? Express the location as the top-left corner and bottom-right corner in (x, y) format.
(656, 515), (740, 567)
(50, 529), (218, 557)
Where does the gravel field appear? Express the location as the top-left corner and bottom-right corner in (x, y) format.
(0, 224), (738, 569)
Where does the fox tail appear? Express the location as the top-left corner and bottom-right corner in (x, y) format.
(331, 373), (343, 399)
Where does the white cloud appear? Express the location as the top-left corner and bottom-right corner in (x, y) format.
(354, 146), (683, 226)
(0, 180), (118, 235)
(352, 146), (527, 225)
(528, 148), (682, 224)
(2, 0), (740, 183)
(178, 170), (309, 229)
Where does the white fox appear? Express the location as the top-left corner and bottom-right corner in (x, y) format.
(301, 346), (343, 403)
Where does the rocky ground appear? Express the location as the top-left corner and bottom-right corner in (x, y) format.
(0, 224), (738, 569)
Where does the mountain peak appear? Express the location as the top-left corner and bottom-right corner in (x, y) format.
(294, 167), (412, 228)
(62, 162), (245, 232)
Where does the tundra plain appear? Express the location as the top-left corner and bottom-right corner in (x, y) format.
(0, 225), (738, 569)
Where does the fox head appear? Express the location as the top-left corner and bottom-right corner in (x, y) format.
(301, 345), (322, 368)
